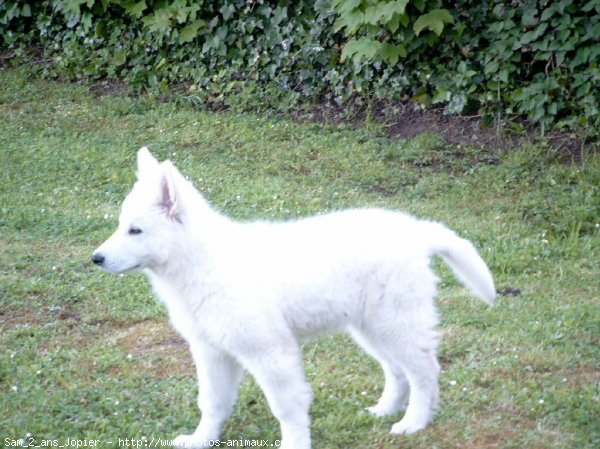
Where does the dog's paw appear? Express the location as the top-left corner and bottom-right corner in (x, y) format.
(366, 397), (406, 417)
(172, 434), (210, 448)
(367, 404), (396, 417)
(390, 418), (427, 435)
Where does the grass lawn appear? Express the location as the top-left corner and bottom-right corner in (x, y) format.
(1, 67), (598, 449)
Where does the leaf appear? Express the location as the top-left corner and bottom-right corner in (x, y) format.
(272, 6), (288, 25)
(142, 8), (173, 33)
(122, 0), (146, 18)
(333, 0), (362, 14)
(363, 5), (381, 25)
(521, 8), (538, 26)
(582, 0), (600, 12)
(380, 0), (410, 23)
(219, 3), (236, 21)
(62, 0), (85, 16)
(432, 86), (450, 104)
(174, 2), (201, 24)
(20, 4), (32, 17)
(341, 37), (381, 63)
(431, 9), (454, 24)
(179, 19), (206, 43)
(334, 10), (364, 34)
(95, 20), (108, 38)
(381, 42), (407, 65)
(413, 9), (454, 36)
(113, 48), (126, 66)
(484, 60), (499, 74)
(387, 14), (400, 33)
(540, 6), (555, 21)
(521, 30), (538, 45)
(413, 0), (425, 13)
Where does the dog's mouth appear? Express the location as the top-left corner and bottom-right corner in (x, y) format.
(122, 264), (142, 273)
(114, 263), (143, 274)
(97, 261), (143, 275)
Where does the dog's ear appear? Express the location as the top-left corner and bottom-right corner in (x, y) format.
(159, 161), (182, 222)
(137, 146), (160, 179)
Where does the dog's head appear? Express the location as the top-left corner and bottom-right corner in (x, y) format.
(91, 147), (186, 274)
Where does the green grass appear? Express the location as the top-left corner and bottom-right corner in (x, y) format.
(1, 66), (599, 449)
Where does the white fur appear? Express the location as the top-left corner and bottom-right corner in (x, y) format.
(92, 147), (496, 449)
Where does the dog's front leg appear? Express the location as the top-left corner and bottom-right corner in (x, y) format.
(173, 342), (244, 448)
(242, 344), (313, 449)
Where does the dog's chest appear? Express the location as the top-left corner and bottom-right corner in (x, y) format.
(146, 274), (208, 342)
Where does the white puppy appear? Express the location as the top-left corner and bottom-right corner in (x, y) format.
(92, 148), (495, 449)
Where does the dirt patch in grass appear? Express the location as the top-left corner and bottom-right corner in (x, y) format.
(559, 365), (600, 387)
(292, 98), (595, 163)
(465, 421), (567, 449)
(0, 301), (83, 332)
(75, 74), (596, 165)
(1, 306), (51, 329)
(305, 99), (514, 148)
(116, 319), (194, 378)
(88, 79), (131, 97)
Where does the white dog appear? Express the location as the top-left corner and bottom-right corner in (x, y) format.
(92, 148), (495, 449)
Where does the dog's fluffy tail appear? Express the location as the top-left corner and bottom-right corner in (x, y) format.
(427, 222), (496, 305)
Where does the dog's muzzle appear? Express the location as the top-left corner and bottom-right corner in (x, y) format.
(91, 252), (105, 266)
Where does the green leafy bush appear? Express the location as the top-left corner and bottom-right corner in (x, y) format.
(1, 0), (598, 136)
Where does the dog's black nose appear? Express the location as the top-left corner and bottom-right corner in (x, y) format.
(91, 253), (105, 266)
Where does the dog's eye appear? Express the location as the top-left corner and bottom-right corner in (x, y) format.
(128, 226), (143, 235)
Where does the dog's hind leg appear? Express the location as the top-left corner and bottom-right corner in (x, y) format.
(241, 343), (312, 449)
(356, 311), (440, 435)
(389, 342), (440, 435)
(348, 326), (409, 417)
(173, 342), (244, 448)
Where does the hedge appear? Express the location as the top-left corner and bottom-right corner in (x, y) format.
(1, 0), (599, 137)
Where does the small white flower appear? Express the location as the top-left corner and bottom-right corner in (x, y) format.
(104, 213), (109, 219)
(449, 380), (457, 386)
(11, 385), (18, 392)
(538, 399), (544, 404)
